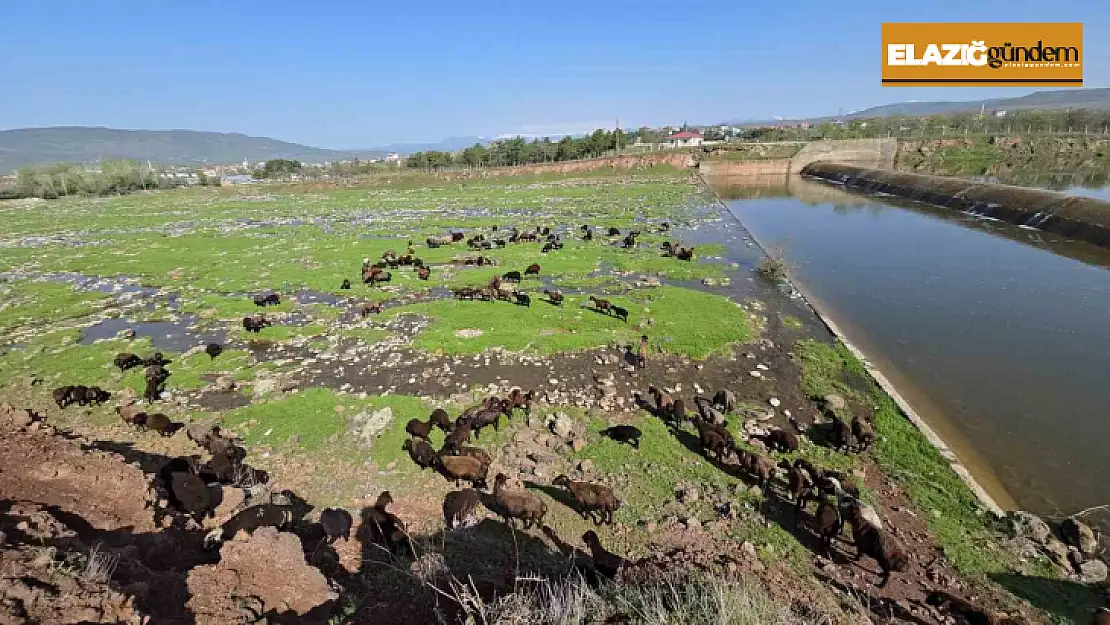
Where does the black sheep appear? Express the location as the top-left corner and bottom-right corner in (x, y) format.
(320, 508), (354, 543)
(600, 425), (641, 449)
(606, 227), (621, 237)
(158, 457), (196, 489)
(582, 530), (627, 580)
(340, 279), (352, 290)
(52, 386), (74, 409)
(514, 292), (531, 307)
(543, 289), (563, 305)
(502, 270), (522, 283)
(443, 489), (482, 529)
(205, 343), (223, 360)
(142, 413), (179, 436)
(812, 499), (842, 555)
(610, 305), (629, 323)
(843, 500), (908, 588)
(242, 315), (270, 333)
(205, 504), (294, 549)
(402, 438), (436, 470)
(170, 472), (212, 520)
(762, 428), (799, 452)
(253, 293), (281, 307)
(83, 386), (111, 406)
(361, 492), (409, 553)
(430, 408), (453, 430)
(114, 353), (143, 371)
(851, 416), (875, 452)
(143, 379), (163, 404)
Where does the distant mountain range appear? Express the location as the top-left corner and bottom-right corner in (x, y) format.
(725, 88), (1110, 126)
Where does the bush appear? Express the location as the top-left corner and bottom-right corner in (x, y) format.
(757, 256), (788, 282)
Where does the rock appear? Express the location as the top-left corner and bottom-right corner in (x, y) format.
(1042, 537), (1071, 568)
(1061, 517), (1099, 555)
(252, 378), (280, 398)
(748, 371), (762, 378)
(684, 517), (701, 530)
(1079, 559), (1108, 583)
(352, 407), (394, 445)
(186, 527), (336, 624)
(186, 420), (220, 444)
(117, 328), (136, 339)
(768, 397), (781, 407)
(571, 438), (586, 452)
(676, 485), (699, 503)
(205, 486), (247, 528)
(1009, 511), (1052, 545)
(455, 328), (483, 338)
(548, 412), (573, 439)
(822, 394), (847, 411)
(8, 408), (34, 428)
(213, 376), (236, 392)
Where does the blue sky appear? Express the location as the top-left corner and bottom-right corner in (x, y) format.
(0, 0), (1105, 148)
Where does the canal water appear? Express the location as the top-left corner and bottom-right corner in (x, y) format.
(712, 174), (1110, 525)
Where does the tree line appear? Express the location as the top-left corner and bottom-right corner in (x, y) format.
(406, 129), (634, 169)
(0, 160), (214, 200)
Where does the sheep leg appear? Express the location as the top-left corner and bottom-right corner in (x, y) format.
(876, 569), (891, 588)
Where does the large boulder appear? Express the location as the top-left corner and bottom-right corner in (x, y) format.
(1060, 517), (1099, 555)
(186, 527), (336, 624)
(1009, 511), (1052, 545)
(1078, 558), (1108, 583)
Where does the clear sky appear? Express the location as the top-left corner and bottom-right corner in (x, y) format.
(0, 0), (1105, 148)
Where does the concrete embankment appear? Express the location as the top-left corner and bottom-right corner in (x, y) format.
(803, 162), (1110, 249)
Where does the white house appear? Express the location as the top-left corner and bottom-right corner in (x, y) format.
(663, 131), (704, 148)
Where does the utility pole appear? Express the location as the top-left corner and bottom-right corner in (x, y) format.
(615, 116), (621, 153)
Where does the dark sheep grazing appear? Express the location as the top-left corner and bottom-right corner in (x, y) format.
(443, 421), (472, 454)
(368, 271), (393, 286)
(320, 508), (354, 543)
(451, 232), (465, 242)
(405, 414), (438, 441)
(242, 315), (270, 333)
(514, 292), (531, 307)
(205, 343), (223, 360)
(205, 504), (294, 549)
(340, 279), (352, 290)
(491, 473), (546, 529)
(541, 243), (553, 253)
(455, 445), (492, 473)
(114, 353), (144, 371)
(502, 271), (522, 283)
(437, 455), (488, 488)
(812, 499), (843, 555)
(852, 416), (875, 452)
(583, 229), (593, 241)
(843, 499), (908, 588)
(606, 227), (621, 237)
(674, 247), (695, 261)
(443, 489), (483, 529)
(713, 389), (737, 413)
(554, 476), (621, 525)
(524, 264), (541, 277)
(610, 305), (628, 322)
(737, 450), (775, 489)
(360, 302), (383, 317)
(83, 386), (111, 406)
(52, 386), (74, 409)
(494, 239), (506, 248)
(588, 296), (610, 312)
(582, 530), (627, 580)
(143, 379), (162, 403)
(143, 352), (171, 367)
(763, 428), (799, 453)
(780, 459), (816, 512)
(600, 425), (641, 449)
(253, 293), (281, 307)
(543, 289), (564, 305)
(504, 389), (534, 415)
(671, 398), (686, 422)
(116, 403), (147, 427)
(828, 412), (851, 451)
(141, 413), (179, 436)
(146, 364), (170, 386)
(466, 405), (503, 440)
(429, 408), (453, 431)
(692, 417), (735, 462)
(402, 438), (436, 470)
(170, 472), (212, 520)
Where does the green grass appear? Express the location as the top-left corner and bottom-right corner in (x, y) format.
(234, 323), (327, 342)
(0, 282), (108, 334)
(222, 388), (350, 451)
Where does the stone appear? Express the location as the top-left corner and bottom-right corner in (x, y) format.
(1061, 517), (1100, 555)
(676, 485), (699, 503)
(1079, 559), (1108, 583)
(822, 394), (847, 411)
(1042, 537), (1070, 568)
(748, 371), (762, 378)
(213, 376), (236, 392)
(768, 397), (781, 407)
(571, 438), (586, 452)
(8, 409), (33, 428)
(548, 412), (573, 439)
(684, 517), (701, 530)
(354, 407), (394, 444)
(118, 328), (136, 339)
(252, 378), (280, 398)
(1009, 511), (1052, 545)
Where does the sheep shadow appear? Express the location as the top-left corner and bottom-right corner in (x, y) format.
(814, 572), (931, 625)
(989, 572), (1104, 624)
(523, 482), (580, 517)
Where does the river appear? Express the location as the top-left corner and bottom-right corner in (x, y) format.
(710, 173), (1110, 525)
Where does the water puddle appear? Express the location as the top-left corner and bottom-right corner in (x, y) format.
(79, 317), (225, 351)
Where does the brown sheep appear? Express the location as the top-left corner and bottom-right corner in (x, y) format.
(438, 455), (488, 488)
(852, 416), (875, 452)
(600, 425), (641, 449)
(588, 296), (611, 312)
(843, 499), (908, 588)
(429, 408), (453, 431)
(443, 421), (472, 454)
(812, 499), (843, 555)
(405, 415), (438, 440)
(114, 353), (143, 371)
(762, 428), (799, 453)
(524, 263), (541, 277)
(141, 413), (179, 436)
(543, 289), (564, 305)
(698, 427), (732, 462)
(116, 403), (147, 427)
(491, 473), (546, 529)
(455, 445), (492, 472)
(360, 302), (383, 317)
(827, 412), (851, 451)
(647, 386), (674, 416)
(443, 489), (483, 529)
(737, 450), (775, 489)
(417, 266), (430, 280)
(552, 475), (621, 525)
(582, 530), (628, 580)
(402, 439), (436, 470)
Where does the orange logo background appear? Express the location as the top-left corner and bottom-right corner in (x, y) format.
(881, 23), (1083, 87)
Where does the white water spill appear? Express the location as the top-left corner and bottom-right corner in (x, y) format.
(718, 174), (1110, 527)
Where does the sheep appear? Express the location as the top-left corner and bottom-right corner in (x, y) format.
(606, 227), (621, 237)
(320, 508), (354, 544)
(637, 335), (648, 369)
(170, 472), (213, 521)
(443, 421), (472, 454)
(737, 450), (775, 489)
(143, 352), (171, 367)
(812, 499), (843, 555)
(83, 386), (111, 406)
(671, 398), (686, 423)
(114, 353), (144, 371)
(552, 475), (620, 525)
(524, 264), (541, 277)
(205, 343), (223, 360)
(360, 302), (383, 317)
(600, 425), (641, 449)
(494, 239), (506, 248)
(693, 418), (735, 461)
(451, 232), (465, 242)
(368, 271), (393, 286)
(674, 247), (695, 261)
(116, 403), (147, 427)
(762, 428), (799, 452)
(253, 293), (281, 307)
(502, 271), (522, 283)
(647, 386), (674, 416)
(582, 530), (627, 580)
(713, 389), (737, 413)
(588, 296), (611, 312)
(610, 305), (629, 323)
(514, 292), (531, 307)
(621, 234), (636, 249)
(205, 504), (294, 549)
(455, 445), (493, 471)
(491, 473), (546, 529)
(140, 413), (179, 436)
(541, 243), (554, 253)
(842, 499), (907, 588)
(143, 379), (163, 404)
(417, 266), (430, 280)
(466, 405), (503, 440)
(583, 229), (593, 241)
(543, 289), (564, 305)
(206, 434), (246, 462)
(443, 489), (483, 529)
(780, 460), (816, 512)
(852, 416), (875, 452)
(438, 455), (488, 488)
(827, 412), (851, 451)
(52, 386), (74, 409)
(504, 389), (534, 415)
(242, 315), (270, 333)
(405, 414), (439, 440)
